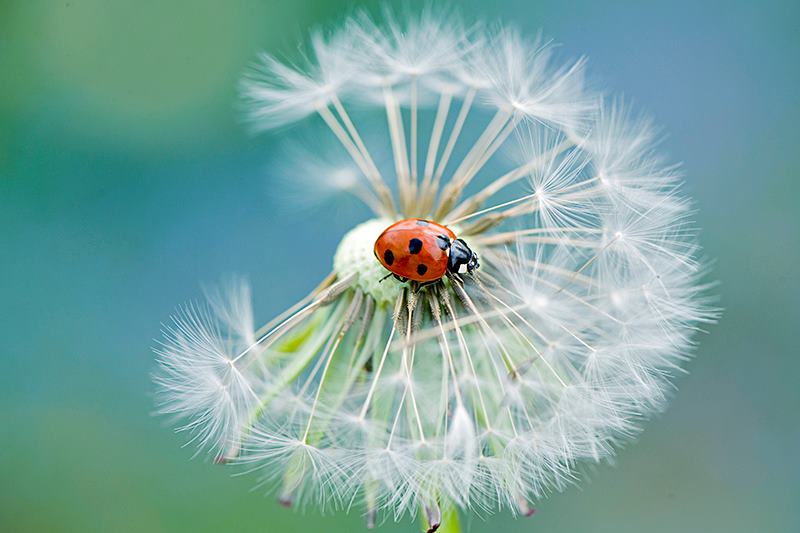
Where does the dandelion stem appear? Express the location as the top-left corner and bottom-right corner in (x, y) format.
(302, 291), (364, 443)
(401, 289), (426, 443)
(429, 292), (463, 408)
(358, 294), (404, 419)
(330, 95), (381, 180)
(445, 191), (539, 226)
(438, 285), (494, 431)
(410, 76), (419, 200)
(430, 88), (476, 200)
(472, 234), (602, 247)
(435, 108), (513, 218)
(451, 108), (510, 186)
(420, 91), (452, 213)
(232, 273), (355, 365)
(446, 115), (521, 206)
(317, 105), (394, 216)
(251, 272), (335, 341)
(330, 95), (397, 215)
(384, 85), (412, 214)
(243, 298), (346, 436)
(427, 502), (461, 533)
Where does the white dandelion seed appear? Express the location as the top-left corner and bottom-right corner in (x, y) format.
(154, 8), (717, 532)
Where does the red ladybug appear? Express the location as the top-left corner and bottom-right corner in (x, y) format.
(374, 218), (479, 283)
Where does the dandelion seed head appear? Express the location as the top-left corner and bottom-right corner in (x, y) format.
(333, 218), (402, 305)
(155, 7), (717, 529)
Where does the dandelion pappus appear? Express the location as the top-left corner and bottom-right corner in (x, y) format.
(154, 6), (717, 529)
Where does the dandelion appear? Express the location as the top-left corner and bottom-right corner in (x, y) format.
(154, 7), (716, 532)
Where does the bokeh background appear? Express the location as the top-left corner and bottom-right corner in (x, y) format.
(2, 1), (798, 531)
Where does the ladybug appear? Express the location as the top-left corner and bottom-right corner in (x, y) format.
(374, 218), (479, 283)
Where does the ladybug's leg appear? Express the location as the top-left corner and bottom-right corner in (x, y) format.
(416, 279), (441, 292)
(393, 274), (408, 283)
(378, 272), (393, 283)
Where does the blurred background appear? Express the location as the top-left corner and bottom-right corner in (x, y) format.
(1, 1), (797, 531)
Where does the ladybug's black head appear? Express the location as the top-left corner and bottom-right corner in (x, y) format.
(466, 250), (479, 273)
(447, 238), (479, 275)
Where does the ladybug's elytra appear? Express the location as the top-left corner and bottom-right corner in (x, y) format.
(374, 218), (479, 283)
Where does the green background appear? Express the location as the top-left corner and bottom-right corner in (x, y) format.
(2, 1), (798, 531)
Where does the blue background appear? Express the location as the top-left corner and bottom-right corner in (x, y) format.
(1, 1), (798, 531)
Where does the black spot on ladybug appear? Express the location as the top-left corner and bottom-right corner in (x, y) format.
(408, 238), (423, 254)
(436, 235), (451, 250)
(415, 219), (430, 226)
(416, 264), (428, 276)
(383, 249), (394, 265)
